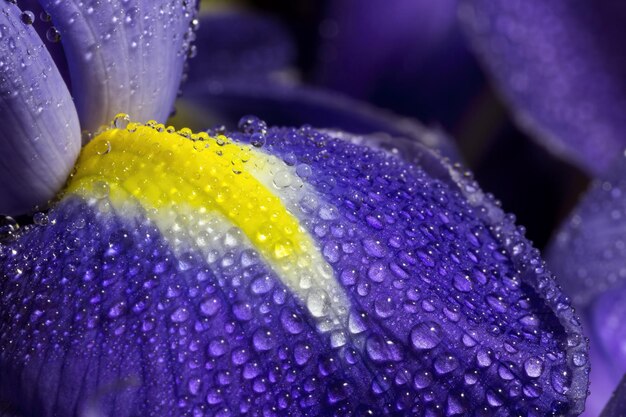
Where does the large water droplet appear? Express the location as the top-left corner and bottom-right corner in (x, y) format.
(524, 356), (544, 378)
(410, 321), (442, 350)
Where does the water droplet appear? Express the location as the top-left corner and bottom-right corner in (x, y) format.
(95, 140), (111, 155)
(476, 349), (492, 368)
(434, 354), (459, 375)
(208, 338), (228, 357)
(572, 352), (587, 367)
(46, 27), (61, 43)
(21, 11), (34, 25)
(294, 343), (312, 365)
(524, 357), (544, 378)
(410, 321), (442, 350)
(413, 370), (433, 389)
(250, 133), (265, 147)
(252, 328), (275, 351)
(113, 113), (130, 129)
(280, 309), (304, 334)
(374, 296), (394, 318)
(550, 365), (570, 394)
(453, 273), (473, 292)
(33, 212), (49, 226)
(273, 170), (292, 189)
(170, 307), (189, 323)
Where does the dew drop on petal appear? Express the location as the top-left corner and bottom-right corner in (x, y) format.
(410, 321), (442, 350)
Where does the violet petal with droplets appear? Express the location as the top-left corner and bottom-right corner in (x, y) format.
(0, 118), (589, 416)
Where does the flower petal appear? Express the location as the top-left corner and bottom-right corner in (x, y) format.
(459, 0), (626, 175)
(0, 119), (588, 415)
(38, 0), (198, 134)
(0, 4), (81, 215)
(319, 0), (459, 98)
(317, 0), (486, 131)
(548, 158), (626, 414)
(179, 80), (460, 160)
(600, 374), (626, 417)
(186, 11), (295, 83)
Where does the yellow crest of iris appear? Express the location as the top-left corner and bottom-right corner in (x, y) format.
(63, 116), (351, 331)
(66, 118), (311, 268)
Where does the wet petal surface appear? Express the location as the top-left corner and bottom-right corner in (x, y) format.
(0, 3), (81, 215)
(460, 0), (626, 175)
(39, 0), (198, 134)
(0, 118), (588, 416)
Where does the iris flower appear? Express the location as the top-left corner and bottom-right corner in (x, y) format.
(0, 1), (592, 416)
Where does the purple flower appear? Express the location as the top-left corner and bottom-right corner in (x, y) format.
(0, 1), (590, 416)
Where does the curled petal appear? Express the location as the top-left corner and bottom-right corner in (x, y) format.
(460, 0), (626, 175)
(0, 119), (588, 415)
(39, 0), (198, 134)
(0, 4), (81, 215)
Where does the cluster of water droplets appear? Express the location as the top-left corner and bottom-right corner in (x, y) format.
(15, 3), (61, 44)
(0, 116), (588, 415)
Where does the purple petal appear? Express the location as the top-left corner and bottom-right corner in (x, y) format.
(38, 0), (198, 134)
(0, 119), (588, 415)
(319, 0), (459, 98)
(0, 4), (81, 215)
(548, 158), (626, 414)
(317, 0), (483, 129)
(459, 0), (626, 176)
(180, 80), (460, 160)
(186, 11), (295, 83)
(600, 374), (626, 417)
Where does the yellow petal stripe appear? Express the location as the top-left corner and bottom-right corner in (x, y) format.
(64, 121), (349, 331)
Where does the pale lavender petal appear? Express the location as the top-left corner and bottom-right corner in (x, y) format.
(0, 3), (81, 215)
(18, 0), (71, 85)
(39, 0), (198, 134)
(460, 0), (626, 175)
